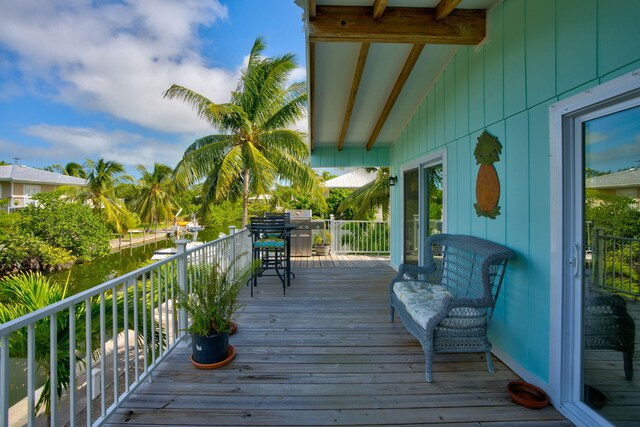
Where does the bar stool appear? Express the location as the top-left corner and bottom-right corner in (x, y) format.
(248, 215), (290, 296)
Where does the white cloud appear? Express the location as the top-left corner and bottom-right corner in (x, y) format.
(0, 0), (238, 134)
(7, 124), (188, 169)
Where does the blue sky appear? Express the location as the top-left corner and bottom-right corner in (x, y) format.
(585, 105), (640, 173)
(0, 0), (307, 175)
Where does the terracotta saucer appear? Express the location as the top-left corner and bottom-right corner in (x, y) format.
(507, 381), (549, 409)
(190, 345), (235, 370)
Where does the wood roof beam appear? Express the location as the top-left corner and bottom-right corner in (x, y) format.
(309, 6), (485, 45)
(435, 0), (463, 20)
(338, 43), (370, 151)
(366, 44), (424, 151)
(372, 0), (388, 20)
(309, 0), (316, 19)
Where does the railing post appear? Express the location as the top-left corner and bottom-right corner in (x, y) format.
(175, 239), (190, 342)
(329, 214), (335, 253)
(593, 227), (603, 289)
(228, 226), (237, 278)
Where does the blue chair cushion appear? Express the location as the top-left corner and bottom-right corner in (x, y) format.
(254, 238), (285, 249)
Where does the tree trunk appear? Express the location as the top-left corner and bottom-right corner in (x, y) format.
(242, 168), (250, 226)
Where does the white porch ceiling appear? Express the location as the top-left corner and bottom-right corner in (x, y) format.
(302, 0), (496, 152)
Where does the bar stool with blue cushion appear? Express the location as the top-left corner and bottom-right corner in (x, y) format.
(249, 215), (290, 296)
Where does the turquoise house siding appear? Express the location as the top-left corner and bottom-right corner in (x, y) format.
(390, 0), (640, 383)
(310, 146), (389, 167)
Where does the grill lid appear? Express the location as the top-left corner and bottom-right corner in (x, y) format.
(286, 209), (312, 221)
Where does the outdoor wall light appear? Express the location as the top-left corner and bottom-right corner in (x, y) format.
(388, 176), (398, 187)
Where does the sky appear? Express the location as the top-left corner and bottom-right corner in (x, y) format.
(585, 104), (640, 173)
(0, 0), (307, 175)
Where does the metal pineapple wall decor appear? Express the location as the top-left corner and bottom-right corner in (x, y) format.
(473, 130), (502, 219)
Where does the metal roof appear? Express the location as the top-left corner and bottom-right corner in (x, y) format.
(586, 169), (640, 190)
(324, 168), (377, 188)
(0, 165), (87, 186)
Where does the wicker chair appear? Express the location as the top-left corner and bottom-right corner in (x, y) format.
(584, 287), (635, 380)
(390, 234), (515, 382)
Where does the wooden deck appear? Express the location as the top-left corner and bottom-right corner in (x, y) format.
(105, 264), (570, 426)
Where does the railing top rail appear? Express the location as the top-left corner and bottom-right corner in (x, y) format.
(0, 228), (248, 337)
(600, 234), (640, 243)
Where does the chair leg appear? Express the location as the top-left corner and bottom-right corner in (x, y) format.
(486, 351), (495, 374)
(390, 306), (395, 322)
(425, 351), (433, 383)
(623, 351), (633, 380)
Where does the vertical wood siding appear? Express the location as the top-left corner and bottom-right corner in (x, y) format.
(390, 0), (640, 383)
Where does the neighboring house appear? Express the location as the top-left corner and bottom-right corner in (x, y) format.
(0, 164), (87, 212)
(323, 168), (377, 190)
(587, 168), (640, 204)
(300, 1), (640, 425)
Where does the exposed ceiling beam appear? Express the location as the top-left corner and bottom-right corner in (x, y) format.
(309, 6), (485, 45)
(338, 43), (370, 151)
(366, 44), (424, 151)
(308, 0), (316, 19)
(435, 0), (463, 20)
(309, 42), (316, 151)
(372, 0), (388, 19)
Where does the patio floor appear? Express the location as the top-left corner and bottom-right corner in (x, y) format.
(105, 261), (571, 426)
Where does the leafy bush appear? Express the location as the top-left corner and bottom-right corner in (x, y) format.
(0, 234), (75, 274)
(586, 191), (640, 238)
(21, 192), (110, 261)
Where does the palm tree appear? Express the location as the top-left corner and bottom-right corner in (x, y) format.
(0, 272), (161, 417)
(131, 163), (176, 229)
(83, 158), (134, 234)
(50, 162), (87, 178)
(339, 167), (391, 220)
(164, 37), (323, 225)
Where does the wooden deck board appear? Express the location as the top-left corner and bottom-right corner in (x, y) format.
(104, 264), (570, 426)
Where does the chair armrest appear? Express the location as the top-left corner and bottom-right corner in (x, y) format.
(391, 263), (436, 284)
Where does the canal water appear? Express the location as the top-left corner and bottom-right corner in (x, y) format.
(45, 227), (227, 294)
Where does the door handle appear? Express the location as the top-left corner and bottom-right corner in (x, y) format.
(571, 242), (580, 278)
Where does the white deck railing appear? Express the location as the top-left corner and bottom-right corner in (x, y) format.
(325, 219), (390, 254)
(0, 227), (251, 427)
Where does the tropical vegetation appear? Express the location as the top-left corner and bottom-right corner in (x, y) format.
(0, 192), (110, 274)
(338, 167), (391, 220)
(0, 271), (162, 416)
(130, 163), (176, 230)
(164, 37), (324, 225)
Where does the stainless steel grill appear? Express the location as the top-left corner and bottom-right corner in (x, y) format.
(287, 209), (313, 257)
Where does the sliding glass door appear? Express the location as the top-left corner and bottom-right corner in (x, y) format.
(402, 154), (445, 265)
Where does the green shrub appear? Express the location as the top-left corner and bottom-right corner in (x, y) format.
(0, 234), (75, 274)
(21, 192), (110, 261)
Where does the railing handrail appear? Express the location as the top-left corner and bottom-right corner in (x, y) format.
(0, 229), (246, 340)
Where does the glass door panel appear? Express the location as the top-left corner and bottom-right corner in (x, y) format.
(580, 104), (640, 423)
(424, 164), (443, 237)
(403, 168), (419, 264)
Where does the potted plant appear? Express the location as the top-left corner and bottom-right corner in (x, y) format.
(313, 230), (332, 256)
(176, 260), (251, 368)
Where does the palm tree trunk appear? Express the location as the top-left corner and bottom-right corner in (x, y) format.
(242, 168), (250, 226)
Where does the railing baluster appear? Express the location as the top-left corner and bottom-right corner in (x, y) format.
(27, 324), (35, 427)
(150, 270), (156, 364)
(69, 305), (76, 427)
(50, 312), (57, 427)
(85, 299), (92, 427)
(142, 274), (148, 373)
(133, 277), (139, 382)
(124, 280), (130, 392)
(1, 335), (9, 427)
(112, 287), (118, 404)
(99, 293), (106, 417)
(164, 263), (169, 348)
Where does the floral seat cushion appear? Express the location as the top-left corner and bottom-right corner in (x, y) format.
(393, 281), (487, 329)
(393, 281), (452, 329)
